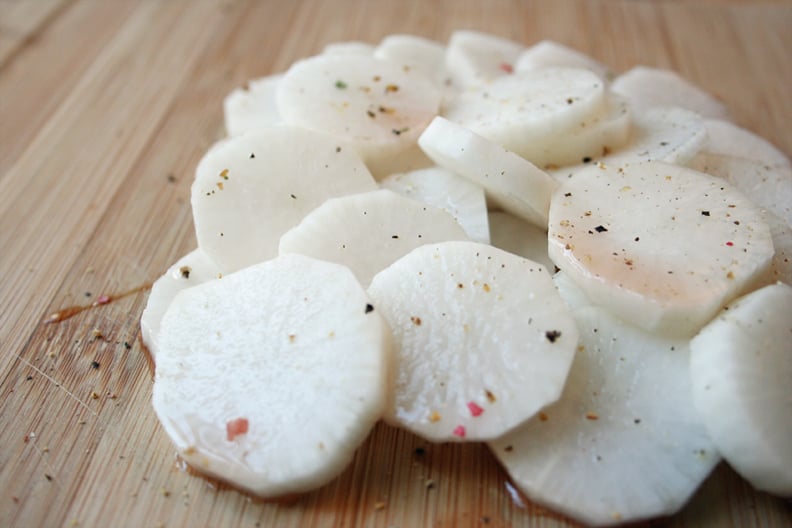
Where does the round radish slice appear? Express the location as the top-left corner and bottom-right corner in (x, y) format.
(442, 67), (607, 165)
(278, 189), (468, 286)
(153, 254), (390, 498)
(515, 40), (612, 81)
(690, 282), (792, 496)
(765, 211), (792, 286)
(380, 167), (489, 243)
(418, 116), (557, 227)
(277, 54), (441, 170)
(490, 305), (719, 526)
(322, 41), (375, 56)
(367, 241), (578, 442)
(223, 74), (283, 136)
(611, 66), (729, 119)
(487, 211), (554, 272)
(444, 30), (524, 88)
(140, 248), (220, 361)
(548, 160), (774, 337)
(191, 126), (377, 274)
(373, 34), (447, 87)
(702, 118), (790, 169)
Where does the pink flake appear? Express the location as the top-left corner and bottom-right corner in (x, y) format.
(452, 425), (466, 438)
(467, 401), (484, 417)
(499, 63), (514, 74)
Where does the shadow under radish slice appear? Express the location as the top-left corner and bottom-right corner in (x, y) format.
(191, 126), (377, 274)
(367, 241), (578, 442)
(140, 248), (220, 362)
(278, 189), (469, 287)
(548, 160), (774, 338)
(487, 211), (554, 272)
(489, 305), (719, 527)
(153, 254), (390, 498)
(418, 116), (557, 227)
(690, 283), (792, 497)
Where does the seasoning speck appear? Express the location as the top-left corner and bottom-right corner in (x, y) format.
(90, 361), (100, 369)
(365, 303), (374, 314)
(594, 225), (608, 233)
(335, 80), (347, 89)
(545, 330), (562, 343)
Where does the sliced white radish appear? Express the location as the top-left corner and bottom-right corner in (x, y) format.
(490, 305), (719, 526)
(515, 40), (611, 81)
(278, 189), (468, 286)
(322, 41), (374, 56)
(191, 126), (377, 274)
(552, 269), (595, 311)
(140, 248), (220, 361)
(611, 66), (729, 119)
(690, 152), (792, 228)
(418, 116), (557, 227)
(702, 119), (790, 168)
(444, 30), (524, 88)
(367, 241), (578, 442)
(380, 167), (490, 243)
(764, 212), (792, 286)
(487, 211), (554, 272)
(153, 254), (390, 498)
(277, 54), (441, 170)
(373, 34), (447, 87)
(223, 74), (283, 137)
(690, 282), (792, 496)
(548, 160), (774, 337)
(443, 67), (608, 165)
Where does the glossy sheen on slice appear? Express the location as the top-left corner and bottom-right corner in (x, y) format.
(548, 161), (774, 337)
(418, 116), (557, 227)
(690, 283), (792, 496)
(277, 53), (441, 168)
(191, 126), (377, 274)
(153, 254), (390, 498)
(490, 305), (719, 527)
(380, 167), (490, 243)
(140, 248), (220, 361)
(367, 241), (578, 442)
(278, 189), (468, 286)
(442, 67), (607, 165)
(223, 74), (283, 136)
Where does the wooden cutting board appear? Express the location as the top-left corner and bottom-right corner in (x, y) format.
(1, 1), (790, 526)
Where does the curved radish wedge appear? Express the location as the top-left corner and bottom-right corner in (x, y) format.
(701, 119), (790, 168)
(548, 160), (774, 337)
(611, 66), (729, 119)
(373, 34), (447, 87)
(764, 212), (792, 286)
(443, 67), (607, 165)
(367, 241), (578, 442)
(223, 74), (283, 137)
(691, 152), (792, 228)
(418, 116), (557, 227)
(140, 248), (220, 361)
(515, 40), (611, 81)
(690, 282), (792, 496)
(153, 254), (390, 498)
(322, 41), (374, 56)
(444, 30), (524, 88)
(191, 126), (376, 274)
(277, 54), (441, 170)
(490, 305), (719, 526)
(380, 167), (490, 243)
(488, 211), (554, 272)
(278, 189), (468, 286)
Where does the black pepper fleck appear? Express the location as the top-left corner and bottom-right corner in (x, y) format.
(365, 304), (374, 314)
(594, 225), (608, 233)
(545, 330), (562, 343)
(91, 361), (100, 369)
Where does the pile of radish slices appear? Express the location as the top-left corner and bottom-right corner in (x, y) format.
(140, 31), (792, 525)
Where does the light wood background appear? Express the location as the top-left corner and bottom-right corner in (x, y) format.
(1, 1), (791, 527)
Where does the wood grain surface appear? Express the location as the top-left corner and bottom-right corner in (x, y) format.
(1, 1), (791, 527)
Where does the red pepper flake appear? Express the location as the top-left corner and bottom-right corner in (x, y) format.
(726, 241), (734, 247)
(499, 63), (514, 74)
(452, 425), (466, 438)
(226, 417), (249, 441)
(467, 401), (484, 417)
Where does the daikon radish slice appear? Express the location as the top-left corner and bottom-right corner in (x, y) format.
(690, 282), (792, 496)
(490, 305), (719, 526)
(488, 211), (554, 272)
(322, 41), (374, 56)
(277, 54), (441, 170)
(418, 116), (557, 227)
(443, 67), (608, 165)
(611, 66), (729, 119)
(278, 189), (468, 286)
(380, 167), (489, 243)
(515, 40), (611, 81)
(552, 270), (595, 311)
(764, 212), (792, 285)
(691, 153), (792, 228)
(223, 74), (283, 136)
(192, 127), (377, 274)
(367, 241), (578, 442)
(702, 119), (790, 168)
(373, 34), (447, 86)
(548, 160), (774, 337)
(444, 30), (524, 87)
(140, 248), (220, 361)
(153, 254), (390, 498)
